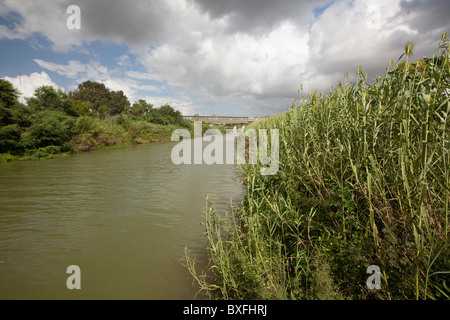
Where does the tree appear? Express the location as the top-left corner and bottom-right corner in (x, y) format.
(26, 86), (76, 116)
(69, 81), (131, 116)
(147, 104), (187, 126)
(0, 79), (20, 126)
(0, 106), (14, 127)
(0, 79), (19, 108)
(69, 81), (111, 114)
(109, 90), (130, 115)
(0, 124), (22, 154)
(128, 99), (153, 117)
(9, 103), (32, 128)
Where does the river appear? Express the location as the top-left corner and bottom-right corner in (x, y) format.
(0, 140), (242, 299)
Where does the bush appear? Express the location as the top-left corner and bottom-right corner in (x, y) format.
(0, 106), (13, 126)
(10, 103), (32, 127)
(26, 145), (60, 159)
(26, 86), (77, 116)
(0, 153), (17, 162)
(0, 124), (22, 154)
(24, 110), (73, 148)
(61, 142), (75, 154)
(72, 116), (99, 135)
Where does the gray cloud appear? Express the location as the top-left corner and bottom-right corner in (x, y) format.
(0, 0), (197, 50)
(1, 0), (449, 116)
(399, 0), (450, 34)
(189, 0), (331, 34)
(305, 0), (450, 92)
(80, 0), (172, 47)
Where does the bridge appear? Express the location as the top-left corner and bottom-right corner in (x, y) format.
(183, 115), (259, 125)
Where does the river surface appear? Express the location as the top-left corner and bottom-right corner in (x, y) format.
(0, 140), (242, 299)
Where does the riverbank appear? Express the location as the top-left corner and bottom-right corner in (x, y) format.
(0, 79), (194, 163)
(188, 37), (450, 300)
(0, 116), (240, 163)
(0, 117), (185, 162)
(70, 116), (183, 152)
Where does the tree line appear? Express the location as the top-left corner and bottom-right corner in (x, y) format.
(0, 79), (190, 159)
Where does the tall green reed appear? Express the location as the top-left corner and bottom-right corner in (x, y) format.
(187, 36), (450, 300)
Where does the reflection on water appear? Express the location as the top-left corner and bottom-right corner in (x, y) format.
(0, 141), (242, 299)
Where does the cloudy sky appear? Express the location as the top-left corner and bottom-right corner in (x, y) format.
(0, 0), (449, 116)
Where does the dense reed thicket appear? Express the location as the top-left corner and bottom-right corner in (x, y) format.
(187, 37), (450, 300)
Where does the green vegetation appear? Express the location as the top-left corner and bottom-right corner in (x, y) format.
(0, 79), (191, 162)
(187, 37), (450, 300)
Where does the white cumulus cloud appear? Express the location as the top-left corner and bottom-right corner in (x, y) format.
(3, 71), (62, 103)
(1, 0), (449, 116)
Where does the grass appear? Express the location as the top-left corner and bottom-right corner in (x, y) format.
(186, 36), (450, 300)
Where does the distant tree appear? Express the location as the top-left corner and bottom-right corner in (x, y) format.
(0, 79), (19, 108)
(26, 86), (76, 116)
(69, 81), (131, 116)
(109, 90), (130, 115)
(0, 79), (20, 126)
(69, 81), (110, 113)
(129, 99), (153, 117)
(0, 106), (14, 127)
(148, 104), (187, 126)
(149, 104), (173, 125)
(9, 103), (32, 127)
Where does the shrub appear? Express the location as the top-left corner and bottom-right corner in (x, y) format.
(72, 116), (99, 135)
(0, 124), (22, 154)
(0, 106), (14, 126)
(24, 110), (73, 148)
(9, 103), (32, 127)
(26, 86), (77, 116)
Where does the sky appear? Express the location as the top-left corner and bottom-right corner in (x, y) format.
(0, 0), (449, 117)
